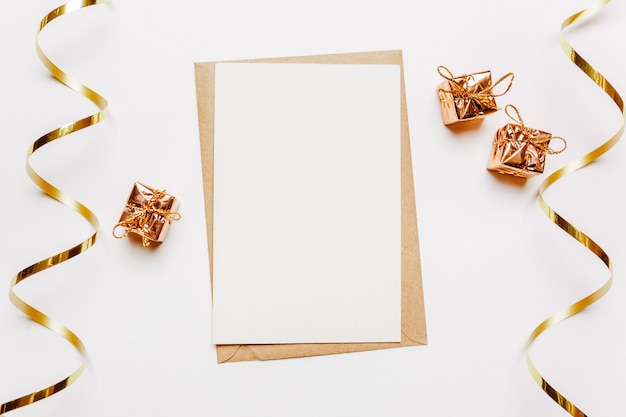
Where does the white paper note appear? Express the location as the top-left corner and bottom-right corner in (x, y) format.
(212, 62), (401, 344)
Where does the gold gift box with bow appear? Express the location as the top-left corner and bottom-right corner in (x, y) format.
(113, 182), (180, 246)
(436, 66), (513, 125)
(487, 105), (566, 178)
(487, 124), (552, 178)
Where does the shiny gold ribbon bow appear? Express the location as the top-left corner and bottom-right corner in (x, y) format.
(500, 104), (567, 154)
(2, 1), (109, 415)
(437, 65), (514, 109)
(113, 189), (182, 247)
(525, 0), (625, 416)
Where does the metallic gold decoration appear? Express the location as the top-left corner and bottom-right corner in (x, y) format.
(526, 0), (624, 415)
(436, 66), (514, 125)
(113, 182), (181, 247)
(487, 104), (567, 178)
(1, 0), (109, 415)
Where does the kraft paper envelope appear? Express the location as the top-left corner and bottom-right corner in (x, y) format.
(194, 50), (427, 363)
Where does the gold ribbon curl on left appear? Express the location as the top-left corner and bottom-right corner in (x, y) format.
(1, 0), (109, 415)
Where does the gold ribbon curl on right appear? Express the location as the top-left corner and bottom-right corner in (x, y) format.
(525, 1), (625, 416)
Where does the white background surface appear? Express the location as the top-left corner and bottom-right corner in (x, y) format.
(1, 1), (626, 416)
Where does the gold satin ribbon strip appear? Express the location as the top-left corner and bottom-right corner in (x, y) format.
(1, 1), (108, 415)
(526, 0), (624, 415)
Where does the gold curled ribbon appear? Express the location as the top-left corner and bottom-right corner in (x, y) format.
(112, 189), (182, 247)
(525, 0), (624, 415)
(501, 104), (568, 154)
(1, 0), (109, 415)
(437, 65), (514, 109)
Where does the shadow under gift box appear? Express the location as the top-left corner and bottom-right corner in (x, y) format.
(115, 182), (180, 246)
(437, 70), (499, 125)
(487, 123), (554, 178)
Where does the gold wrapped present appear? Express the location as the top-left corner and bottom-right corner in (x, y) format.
(113, 182), (181, 246)
(437, 66), (514, 125)
(487, 105), (566, 178)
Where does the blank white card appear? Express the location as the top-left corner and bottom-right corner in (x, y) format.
(212, 63), (401, 344)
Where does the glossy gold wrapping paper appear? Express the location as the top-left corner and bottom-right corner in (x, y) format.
(487, 123), (552, 178)
(115, 182), (180, 246)
(437, 70), (497, 125)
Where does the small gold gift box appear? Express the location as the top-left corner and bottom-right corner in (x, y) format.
(487, 105), (566, 178)
(436, 66), (513, 125)
(113, 182), (181, 246)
